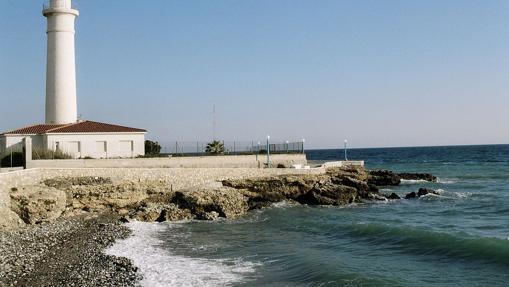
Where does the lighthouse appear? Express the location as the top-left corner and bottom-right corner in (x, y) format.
(0, 1), (146, 159)
(43, 0), (79, 124)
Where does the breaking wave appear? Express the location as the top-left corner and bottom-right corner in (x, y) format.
(105, 221), (259, 287)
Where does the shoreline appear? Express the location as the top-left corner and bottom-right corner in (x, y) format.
(0, 166), (436, 286)
(0, 214), (140, 287)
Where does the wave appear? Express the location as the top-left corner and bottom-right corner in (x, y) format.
(437, 178), (457, 184)
(339, 223), (509, 266)
(400, 179), (429, 184)
(105, 221), (260, 287)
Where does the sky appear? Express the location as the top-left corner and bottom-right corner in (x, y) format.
(1, 0), (508, 149)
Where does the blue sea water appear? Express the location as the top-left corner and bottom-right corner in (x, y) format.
(109, 144), (509, 287)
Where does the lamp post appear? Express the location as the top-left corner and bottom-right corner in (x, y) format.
(344, 139), (348, 161)
(302, 138), (306, 154)
(285, 140), (289, 153)
(266, 135), (271, 168)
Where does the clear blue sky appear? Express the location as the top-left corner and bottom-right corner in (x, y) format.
(1, 0), (508, 149)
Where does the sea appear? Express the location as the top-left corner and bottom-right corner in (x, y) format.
(107, 144), (509, 287)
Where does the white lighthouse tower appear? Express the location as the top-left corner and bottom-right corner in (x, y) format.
(43, 0), (79, 124)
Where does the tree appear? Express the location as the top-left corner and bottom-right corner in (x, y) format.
(145, 140), (161, 155)
(205, 140), (224, 155)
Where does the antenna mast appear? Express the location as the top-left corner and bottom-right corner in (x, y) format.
(212, 104), (216, 141)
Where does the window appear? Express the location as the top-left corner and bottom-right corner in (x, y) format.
(119, 141), (133, 152)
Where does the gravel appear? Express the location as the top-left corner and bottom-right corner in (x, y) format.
(0, 214), (141, 287)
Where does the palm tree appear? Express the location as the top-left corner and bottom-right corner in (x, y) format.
(206, 140), (225, 155)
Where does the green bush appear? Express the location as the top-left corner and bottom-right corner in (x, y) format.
(205, 140), (225, 155)
(145, 140), (161, 155)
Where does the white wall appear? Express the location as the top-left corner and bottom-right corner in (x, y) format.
(45, 132), (145, 159)
(27, 154), (308, 169)
(1, 135), (27, 154)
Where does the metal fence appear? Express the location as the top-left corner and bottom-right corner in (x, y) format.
(160, 140), (304, 157)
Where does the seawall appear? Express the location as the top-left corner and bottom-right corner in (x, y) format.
(26, 154), (307, 169)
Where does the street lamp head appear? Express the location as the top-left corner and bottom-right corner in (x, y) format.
(302, 138), (306, 143)
(267, 135), (270, 140)
(344, 139), (348, 143)
(258, 141), (261, 145)
(286, 140), (289, 144)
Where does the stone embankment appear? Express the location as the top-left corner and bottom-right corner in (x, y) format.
(3, 166), (437, 226)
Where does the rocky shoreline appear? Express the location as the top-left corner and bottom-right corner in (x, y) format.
(0, 214), (140, 287)
(0, 166), (437, 286)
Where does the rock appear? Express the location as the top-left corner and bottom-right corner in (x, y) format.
(405, 191), (418, 199)
(131, 202), (164, 222)
(417, 188), (438, 197)
(200, 211), (220, 221)
(296, 184), (358, 205)
(0, 208), (25, 229)
(397, 173), (437, 182)
(43, 177), (112, 189)
(385, 193), (401, 200)
(367, 193), (388, 201)
(10, 186), (67, 224)
(172, 188), (249, 219)
(368, 170), (401, 186)
(157, 204), (193, 222)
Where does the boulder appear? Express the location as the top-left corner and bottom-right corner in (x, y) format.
(368, 170), (401, 186)
(0, 208), (25, 229)
(397, 173), (437, 182)
(405, 191), (418, 199)
(385, 193), (401, 200)
(296, 184), (358, 205)
(417, 188), (438, 197)
(10, 186), (67, 224)
(157, 204), (193, 221)
(172, 188), (249, 219)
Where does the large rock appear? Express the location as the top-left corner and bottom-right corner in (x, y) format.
(417, 188), (438, 197)
(10, 186), (67, 224)
(131, 202), (193, 222)
(368, 170), (401, 186)
(0, 208), (25, 229)
(397, 173), (437, 182)
(172, 187), (249, 219)
(296, 184), (358, 205)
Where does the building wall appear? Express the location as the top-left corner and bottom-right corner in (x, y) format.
(44, 132), (145, 158)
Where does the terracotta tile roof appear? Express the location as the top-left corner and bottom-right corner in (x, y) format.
(2, 121), (146, 135)
(1, 124), (66, 135)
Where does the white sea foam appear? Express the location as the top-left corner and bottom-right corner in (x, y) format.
(437, 178), (457, 184)
(400, 179), (428, 184)
(105, 221), (259, 287)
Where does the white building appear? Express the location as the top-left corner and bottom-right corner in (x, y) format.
(1, 121), (146, 159)
(0, 0), (146, 159)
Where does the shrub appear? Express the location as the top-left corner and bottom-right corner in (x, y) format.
(32, 148), (73, 160)
(205, 140), (225, 155)
(145, 140), (161, 155)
